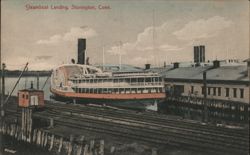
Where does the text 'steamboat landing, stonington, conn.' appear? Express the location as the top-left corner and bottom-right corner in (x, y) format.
(50, 39), (166, 110)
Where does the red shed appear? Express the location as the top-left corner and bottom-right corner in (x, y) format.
(18, 89), (44, 108)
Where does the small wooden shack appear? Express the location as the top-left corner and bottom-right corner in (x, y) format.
(18, 88), (44, 108)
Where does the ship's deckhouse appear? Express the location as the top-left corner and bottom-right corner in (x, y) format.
(51, 64), (166, 100)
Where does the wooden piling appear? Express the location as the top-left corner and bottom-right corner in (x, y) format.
(76, 135), (85, 155)
(6, 125), (10, 135)
(17, 128), (22, 141)
(58, 137), (63, 153)
(110, 146), (115, 154)
(3, 123), (6, 135)
(41, 131), (45, 146)
(67, 135), (74, 155)
(33, 129), (37, 143)
(36, 130), (41, 145)
(0, 123), (2, 133)
(29, 109), (33, 142)
(10, 124), (14, 136)
(83, 144), (89, 155)
(21, 108), (24, 140)
(49, 134), (54, 151)
(76, 144), (83, 155)
(43, 132), (48, 148)
(152, 148), (157, 155)
(99, 140), (104, 155)
(90, 139), (95, 150)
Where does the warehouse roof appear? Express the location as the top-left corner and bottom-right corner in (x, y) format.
(164, 65), (248, 81)
(95, 64), (144, 73)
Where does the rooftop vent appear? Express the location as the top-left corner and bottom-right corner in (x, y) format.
(213, 60), (220, 68)
(173, 62), (179, 69)
(145, 64), (151, 70)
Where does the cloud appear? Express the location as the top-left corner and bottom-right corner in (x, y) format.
(63, 27), (97, 41)
(106, 20), (187, 67)
(173, 16), (233, 41)
(105, 16), (234, 67)
(36, 26), (97, 45)
(159, 44), (184, 51)
(130, 56), (154, 66)
(37, 35), (61, 44)
(107, 42), (135, 55)
(107, 22), (182, 55)
(35, 55), (53, 60)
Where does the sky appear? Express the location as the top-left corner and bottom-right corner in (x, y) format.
(1, 0), (249, 70)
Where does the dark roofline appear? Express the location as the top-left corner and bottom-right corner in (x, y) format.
(19, 89), (44, 92)
(164, 78), (249, 85)
(243, 58), (250, 62)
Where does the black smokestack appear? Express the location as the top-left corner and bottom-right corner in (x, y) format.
(200, 45), (205, 63)
(77, 38), (86, 64)
(194, 46), (199, 63)
(194, 45), (205, 63)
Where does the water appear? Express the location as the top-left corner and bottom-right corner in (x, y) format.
(4, 76), (51, 100)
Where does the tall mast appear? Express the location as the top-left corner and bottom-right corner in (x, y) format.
(153, 9), (157, 67)
(119, 41), (122, 71)
(119, 7), (123, 71)
(102, 46), (105, 70)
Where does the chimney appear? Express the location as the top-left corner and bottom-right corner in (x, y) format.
(173, 62), (179, 69)
(77, 38), (86, 64)
(163, 61), (166, 68)
(145, 64), (151, 70)
(200, 45), (205, 62)
(213, 60), (220, 68)
(194, 46), (198, 63)
(194, 45), (205, 64)
(243, 58), (250, 77)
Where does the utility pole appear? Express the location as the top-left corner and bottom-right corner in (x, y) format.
(203, 71), (208, 122)
(37, 72), (39, 90)
(1, 63), (6, 117)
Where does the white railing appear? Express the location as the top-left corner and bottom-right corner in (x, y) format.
(73, 82), (163, 88)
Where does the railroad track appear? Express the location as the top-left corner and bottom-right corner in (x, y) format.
(45, 104), (247, 143)
(33, 109), (248, 154)
(41, 102), (248, 154)
(45, 102), (248, 137)
(5, 100), (249, 154)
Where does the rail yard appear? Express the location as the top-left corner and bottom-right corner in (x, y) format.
(1, 96), (249, 155)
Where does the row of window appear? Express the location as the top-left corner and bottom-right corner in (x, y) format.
(73, 87), (164, 94)
(71, 77), (162, 84)
(198, 86), (244, 98)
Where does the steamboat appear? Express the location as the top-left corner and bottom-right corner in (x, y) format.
(50, 39), (166, 110)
